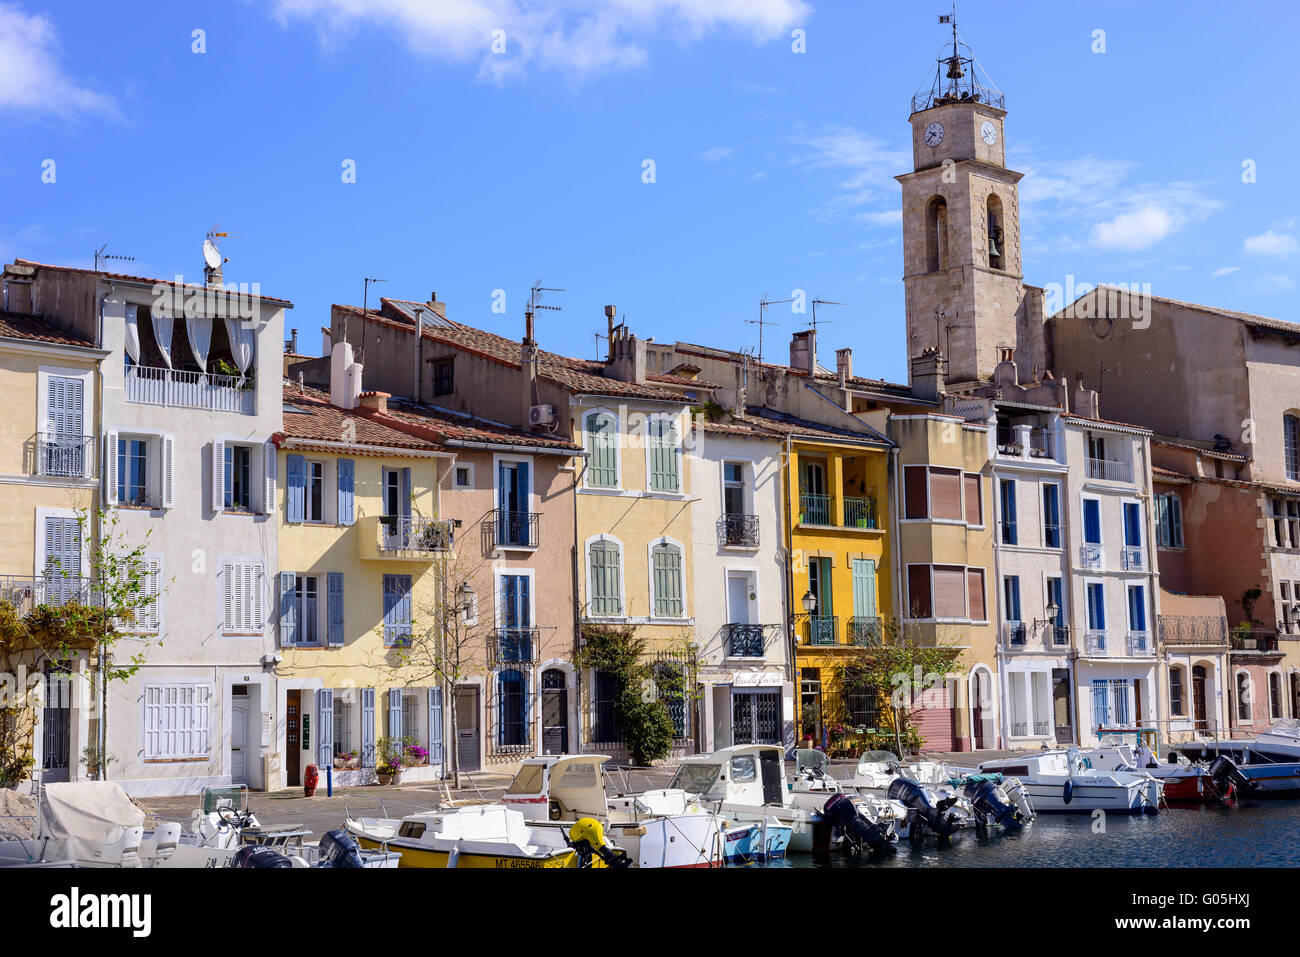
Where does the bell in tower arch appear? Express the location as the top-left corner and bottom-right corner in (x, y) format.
(945, 55), (965, 80)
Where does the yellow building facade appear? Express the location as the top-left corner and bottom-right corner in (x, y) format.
(0, 313), (108, 782)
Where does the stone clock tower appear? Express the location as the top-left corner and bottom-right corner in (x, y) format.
(897, 24), (1029, 389)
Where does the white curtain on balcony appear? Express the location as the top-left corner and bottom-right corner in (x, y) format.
(186, 315), (212, 372)
(124, 304), (140, 364)
(224, 317), (254, 375)
(152, 310), (174, 368)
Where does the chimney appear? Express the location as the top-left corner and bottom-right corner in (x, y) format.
(358, 390), (390, 414)
(789, 329), (816, 375)
(286, 328), (299, 354)
(910, 348), (948, 401)
(330, 341), (364, 410)
(603, 306), (646, 384)
(835, 347), (853, 388)
(321, 326), (332, 357)
(522, 308), (539, 426)
(425, 292), (446, 322)
(604, 305), (617, 361)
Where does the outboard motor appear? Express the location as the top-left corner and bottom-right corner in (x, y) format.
(567, 818), (631, 869)
(962, 777), (1026, 831)
(1002, 777), (1035, 821)
(822, 793), (894, 854)
(887, 778), (959, 840)
(316, 829), (365, 868)
(232, 845), (294, 868)
(1209, 756), (1252, 802)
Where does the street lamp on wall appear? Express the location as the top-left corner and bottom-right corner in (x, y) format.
(801, 590), (817, 615)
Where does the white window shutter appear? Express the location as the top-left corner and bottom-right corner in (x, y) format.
(222, 561), (234, 632)
(263, 441), (277, 515)
(105, 431), (119, 505)
(161, 435), (175, 509)
(212, 439), (225, 513)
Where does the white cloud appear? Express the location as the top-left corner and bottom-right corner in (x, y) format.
(269, 0), (810, 81)
(1259, 274), (1295, 292)
(1244, 229), (1298, 257)
(0, 4), (116, 118)
(1090, 205), (1176, 250)
(790, 125), (910, 225)
(701, 145), (734, 162)
(1212, 266), (1240, 277)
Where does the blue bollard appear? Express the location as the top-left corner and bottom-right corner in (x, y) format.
(326, 763), (333, 798)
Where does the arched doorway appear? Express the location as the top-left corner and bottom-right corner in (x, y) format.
(541, 668), (569, 755)
(1192, 664), (1208, 730)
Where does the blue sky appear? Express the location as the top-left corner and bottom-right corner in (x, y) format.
(3, 0), (1297, 385)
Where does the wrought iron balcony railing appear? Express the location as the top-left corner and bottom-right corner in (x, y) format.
(379, 517), (455, 554)
(843, 497), (876, 529)
(716, 513), (759, 548)
(494, 509), (540, 549)
(847, 616), (881, 647)
(804, 615), (838, 646)
(1033, 720), (1051, 736)
(1003, 622), (1027, 648)
(1157, 615), (1229, 647)
(1126, 631), (1152, 656)
(799, 493), (832, 527)
(724, 623), (767, 657)
(491, 627), (540, 665)
(34, 435), (95, 479)
(0, 574), (98, 613)
(1079, 544), (1103, 570)
(1121, 545), (1146, 571)
(1084, 630), (1107, 655)
(1086, 457), (1133, 483)
(125, 364), (255, 415)
(1050, 624), (1071, 647)
(1231, 632), (1281, 653)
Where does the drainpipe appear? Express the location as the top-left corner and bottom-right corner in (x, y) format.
(95, 280), (115, 780)
(781, 435), (798, 739)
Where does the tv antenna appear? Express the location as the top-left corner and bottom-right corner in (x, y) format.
(527, 280), (564, 319)
(808, 298), (844, 337)
(93, 244), (135, 272)
(746, 295), (791, 367)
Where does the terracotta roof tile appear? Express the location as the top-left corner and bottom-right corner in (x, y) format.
(382, 399), (581, 452)
(280, 386), (443, 453)
(0, 311), (95, 347)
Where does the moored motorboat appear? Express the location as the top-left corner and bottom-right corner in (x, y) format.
(1085, 746), (1220, 805)
(1208, 755), (1300, 798)
(979, 747), (1161, 814)
(1168, 719), (1300, 765)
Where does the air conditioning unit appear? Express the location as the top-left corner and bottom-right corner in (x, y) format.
(529, 404), (555, 426)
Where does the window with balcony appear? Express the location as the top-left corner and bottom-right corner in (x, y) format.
(1046, 576), (1067, 645)
(1122, 501), (1145, 570)
(1127, 584), (1148, 655)
(806, 556), (835, 643)
(124, 303), (256, 415)
(1156, 492), (1183, 548)
(1003, 576), (1022, 643)
(799, 460), (831, 525)
(719, 462), (758, 546)
(1169, 665), (1185, 716)
(38, 372), (92, 479)
(1086, 581), (1106, 653)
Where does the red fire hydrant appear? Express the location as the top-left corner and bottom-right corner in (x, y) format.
(304, 764), (319, 797)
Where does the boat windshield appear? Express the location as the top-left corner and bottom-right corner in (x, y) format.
(670, 763), (721, 795)
(796, 749), (828, 773)
(506, 763), (546, 795)
(858, 750), (901, 765)
(1265, 719), (1300, 737)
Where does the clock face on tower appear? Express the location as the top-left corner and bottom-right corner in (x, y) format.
(924, 122), (944, 148)
(981, 120), (998, 145)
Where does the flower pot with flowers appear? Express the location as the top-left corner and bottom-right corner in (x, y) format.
(333, 750), (360, 770)
(404, 744), (429, 767)
(375, 762), (402, 785)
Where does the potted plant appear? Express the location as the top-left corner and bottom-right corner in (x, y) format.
(333, 750), (359, 770)
(404, 744), (429, 767)
(376, 762), (402, 785)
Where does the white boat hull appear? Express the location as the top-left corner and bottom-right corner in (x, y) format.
(1019, 778), (1159, 814)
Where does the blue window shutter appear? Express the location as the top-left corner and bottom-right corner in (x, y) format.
(519, 574), (530, 628)
(1092, 680), (1110, 730)
(428, 687), (443, 763)
(361, 688), (376, 766)
(317, 689), (333, 768)
(517, 461), (529, 505)
(337, 459), (355, 526)
(327, 572), (344, 647)
(1084, 499), (1101, 543)
(388, 688), (403, 741)
(286, 455), (305, 522)
(1128, 586), (1146, 631)
(1124, 502), (1141, 546)
(279, 571), (297, 647)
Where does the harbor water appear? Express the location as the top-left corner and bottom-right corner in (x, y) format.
(768, 800), (1300, 868)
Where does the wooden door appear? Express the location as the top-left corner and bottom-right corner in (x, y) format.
(541, 669), (568, 755)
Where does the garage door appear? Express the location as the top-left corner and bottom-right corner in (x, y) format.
(911, 704), (956, 751)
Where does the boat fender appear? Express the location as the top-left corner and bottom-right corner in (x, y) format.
(1062, 778), (1074, 805)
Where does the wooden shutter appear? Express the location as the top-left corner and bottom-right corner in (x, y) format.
(650, 418), (679, 492)
(930, 468), (962, 520)
(361, 688), (376, 766)
(388, 688), (403, 741)
(337, 459), (355, 526)
(263, 441), (277, 515)
(907, 565), (932, 618)
(932, 565), (966, 618)
(587, 413), (617, 487)
(1169, 494), (1182, 547)
(317, 690), (334, 769)
(963, 473), (982, 524)
(967, 568), (986, 620)
(589, 541), (621, 616)
(904, 466), (928, 519)
(327, 572), (344, 647)
(400, 467), (412, 526)
(851, 559), (876, 617)
(428, 687), (443, 764)
(104, 431), (119, 505)
(161, 435), (175, 508)
(279, 571), (297, 646)
(212, 440), (226, 513)
(286, 455), (305, 522)
(653, 543), (683, 617)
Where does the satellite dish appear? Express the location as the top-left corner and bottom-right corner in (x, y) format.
(203, 238), (222, 269)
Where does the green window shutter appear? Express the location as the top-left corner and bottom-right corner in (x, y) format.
(851, 559), (876, 618)
(650, 418), (679, 492)
(590, 541), (622, 616)
(587, 413), (617, 487)
(653, 543), (683, 617)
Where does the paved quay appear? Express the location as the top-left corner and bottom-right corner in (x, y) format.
(134, 749), (1023, 837)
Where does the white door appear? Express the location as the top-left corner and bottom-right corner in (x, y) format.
(231, 697), (248, 784)
(727, 574), (752, 625)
